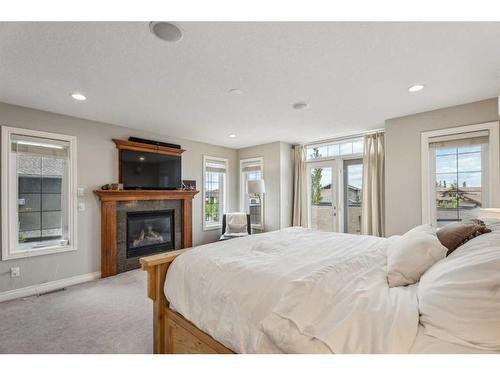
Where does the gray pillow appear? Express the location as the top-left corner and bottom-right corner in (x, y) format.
(437, 222), (491, 256)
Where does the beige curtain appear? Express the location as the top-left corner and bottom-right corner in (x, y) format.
(292, 145), (308, 226)
(361, 133), (385, 236)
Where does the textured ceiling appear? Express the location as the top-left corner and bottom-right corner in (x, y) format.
(0, 22), (499, 148)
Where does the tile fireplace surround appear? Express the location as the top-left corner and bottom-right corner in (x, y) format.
(94, 190), (199, 277)
(118, 200), (180, 273)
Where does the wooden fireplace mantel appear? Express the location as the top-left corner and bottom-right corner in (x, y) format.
(94, 189), (199, 278)
(94, 189), (198, 202)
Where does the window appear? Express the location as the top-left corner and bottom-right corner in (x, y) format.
(203, 156), (227, 230)
(306, 137), (364, 233)
(422, 123), (500, 227)
(240, 157), (264, 229)
(306, 139), (364, 160)
(1, 126), (77, 260)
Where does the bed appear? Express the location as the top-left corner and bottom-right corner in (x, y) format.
(140, 226), (500, 354)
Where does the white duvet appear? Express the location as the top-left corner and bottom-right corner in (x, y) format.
(165, 227), (420, 353)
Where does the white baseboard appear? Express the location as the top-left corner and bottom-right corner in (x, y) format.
(0, 271), (101, 303)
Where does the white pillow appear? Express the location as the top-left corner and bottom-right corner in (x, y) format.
(418, 231), (500, 351)
(484, 218), (500, 232)
(225, 213), (248, 235)
(225, 223), (248, 235)
(387, 224), (447, 287)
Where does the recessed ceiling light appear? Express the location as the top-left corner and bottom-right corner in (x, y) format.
(71, 93), (86, 101)
(292, 102), (308, 110)
(149, 22), (183, 43)
(139, 156), (145, 161)
(408, 84), (425, 92)
(229, 89), (243, 95)
(229, 134), (237, 138)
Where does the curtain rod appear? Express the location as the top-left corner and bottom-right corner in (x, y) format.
(299, 128), (384, 147)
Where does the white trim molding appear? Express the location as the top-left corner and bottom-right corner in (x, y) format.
(0, 272), (101, 303)
(1, 126), (78, 260)
(421, 121), (500, 226)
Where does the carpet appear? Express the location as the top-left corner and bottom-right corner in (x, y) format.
(0, 269), (152, 354)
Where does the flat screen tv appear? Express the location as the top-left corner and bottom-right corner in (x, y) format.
(120, 149), (181, 190)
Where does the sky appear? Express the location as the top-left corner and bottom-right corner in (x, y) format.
(317, 163), (363, 190)
(435, 147), (482, 188)
(348, 164), (363, 189)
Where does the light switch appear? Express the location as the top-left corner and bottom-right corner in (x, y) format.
(77, 187), (85, 197)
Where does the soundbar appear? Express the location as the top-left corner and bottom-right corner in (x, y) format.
(128, 136), (181, 149)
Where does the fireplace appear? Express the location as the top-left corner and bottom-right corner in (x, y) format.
(126, 210), (174, 258)
(95, 189), (197, 278)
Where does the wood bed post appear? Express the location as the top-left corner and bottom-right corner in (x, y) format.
(153, 263), (168, 353)
(141, 249), (187, 354)
(141, 250), (235, 354)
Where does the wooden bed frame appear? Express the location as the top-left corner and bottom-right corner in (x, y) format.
(140, 250), (235, 354)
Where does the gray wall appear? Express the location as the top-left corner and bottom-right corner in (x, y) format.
(385, 98), (499, 236)
(0, 102), (238, 293)
(237, 141), (293, 231)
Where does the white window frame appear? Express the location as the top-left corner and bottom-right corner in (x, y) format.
(421, 122), (500, 226)
(1, 126), (78, 260)
(202, 155), (228, 231)
(239, 157), (264, 230)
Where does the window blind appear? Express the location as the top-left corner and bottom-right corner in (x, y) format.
(205, 159), (227, 173)
(11, 134), (70, 158)
(241, 161), (262, 173)
(429, 130), (489, 149)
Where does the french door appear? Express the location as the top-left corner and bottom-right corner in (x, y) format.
(307, 160), (338, 231)
(343, 158), (363, 234)
(307, 158), (363, 233)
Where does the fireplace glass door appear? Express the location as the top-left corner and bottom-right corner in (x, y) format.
(126, 210), (174, 258)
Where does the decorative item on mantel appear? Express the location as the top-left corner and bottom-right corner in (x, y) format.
(182, 180), (196, 191)
(100, 183), (124, 191)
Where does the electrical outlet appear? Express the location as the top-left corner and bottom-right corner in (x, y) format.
(10, 267), (20, 278)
